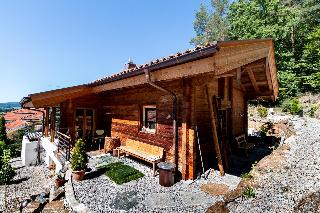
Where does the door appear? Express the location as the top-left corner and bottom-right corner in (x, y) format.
(75, 109), (94, 147)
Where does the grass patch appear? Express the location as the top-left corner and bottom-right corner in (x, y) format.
(98, 162), (144, 185)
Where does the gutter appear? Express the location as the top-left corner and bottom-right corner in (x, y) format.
(144, 69), (179, 175)
(91, 44), (218, 86)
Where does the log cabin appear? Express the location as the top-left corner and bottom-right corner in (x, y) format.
(20, 39), (279, 180)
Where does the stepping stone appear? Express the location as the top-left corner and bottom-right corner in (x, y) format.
(201, 183), (229, 196)
(144, 193), (176, 208)
(110, 190), (138, 211)
(42, 200), (68, 213)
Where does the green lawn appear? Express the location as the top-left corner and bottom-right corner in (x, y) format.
(98, 162), (144, 185)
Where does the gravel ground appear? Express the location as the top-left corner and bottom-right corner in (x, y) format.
(0, 158), (49, 212)
(227, 117), (320, 212)
(73, 154), (241, 213)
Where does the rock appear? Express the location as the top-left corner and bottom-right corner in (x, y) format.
(201, 183), (229, 196)
(206, 201), (229, 213)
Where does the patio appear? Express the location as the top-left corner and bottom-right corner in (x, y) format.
(72, 153), (241, 212)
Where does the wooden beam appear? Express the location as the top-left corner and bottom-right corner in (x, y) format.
(243, 81), (268, 87)
(247, 69), (260, 93)
(44, 107), (49, 137)
(205, 85), (224, 176)
(50, 107), (56, 142)
(265, 57), (273, 92)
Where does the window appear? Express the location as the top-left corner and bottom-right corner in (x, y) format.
(142, 105), (156, 133)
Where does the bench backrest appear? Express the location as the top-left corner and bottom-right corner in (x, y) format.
(235, 134), (246, 147)
(125, 139), (164, 157)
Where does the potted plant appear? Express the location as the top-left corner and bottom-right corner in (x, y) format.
(70, 139), (88, 181)
(55, 170), (65, 187)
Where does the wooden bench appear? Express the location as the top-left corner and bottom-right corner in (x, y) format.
(235, 134), (255, 156)
(117, 139), (164, 176)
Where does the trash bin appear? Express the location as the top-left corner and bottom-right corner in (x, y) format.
(157, 162), (175, 187)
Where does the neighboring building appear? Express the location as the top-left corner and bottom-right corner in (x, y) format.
(21, 39), (279, 180)
(4, 109), (44, 135)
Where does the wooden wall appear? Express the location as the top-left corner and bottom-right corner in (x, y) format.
(58, 73), (248, 180)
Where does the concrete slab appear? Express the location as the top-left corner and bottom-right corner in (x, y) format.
(144, 193), (176, 209)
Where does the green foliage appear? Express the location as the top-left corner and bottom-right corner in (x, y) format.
(242, 187), (256, 198)
(0, 141), (5, 158)
(0, 117), (7, 143)
(191, 0), (229, 45)
(257, 106), (268, 118)
(191, 0), (320, 100)
(70, 139), (88, 171)
(310, 104), (318, 117)
(0, 149), (15, 184)
(241, 172), (253, 179)
(100, 162), (144, 185)
(281, 98), (302, 115)
(260, 122), (273, 137)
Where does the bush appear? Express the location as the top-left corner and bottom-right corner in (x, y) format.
(70, 139), (88, 171)
(281, 98), (303, 115)
(0, 149), (15, 184)
(257, 106), (268, 118)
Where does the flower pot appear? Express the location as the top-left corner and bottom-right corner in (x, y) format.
(72, 170), (85, 181)
(55, 178), (65, 187)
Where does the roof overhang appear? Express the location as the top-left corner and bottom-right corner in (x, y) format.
(21, 39), (279, 107)
(21, 85), (92, 108)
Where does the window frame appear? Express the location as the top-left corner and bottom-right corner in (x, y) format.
(141, 105), (157, 133)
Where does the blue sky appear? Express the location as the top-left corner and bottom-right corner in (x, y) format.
(0, 0), (210, 102)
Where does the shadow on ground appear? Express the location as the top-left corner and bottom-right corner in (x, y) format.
(228, 136), (280, 176)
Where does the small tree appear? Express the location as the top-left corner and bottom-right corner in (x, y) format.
(0, 149), (15, 184)
(70, 139), (88, 171)
(0, 117), (7, 143)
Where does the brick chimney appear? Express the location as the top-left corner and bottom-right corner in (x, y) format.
(124, 58), (136, 69)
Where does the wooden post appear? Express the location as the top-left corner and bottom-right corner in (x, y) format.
(44, 107), (49, 137)
(205, 85), (225, 176)
(50, 107), (56, 143)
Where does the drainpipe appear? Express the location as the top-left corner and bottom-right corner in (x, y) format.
(144, 69), (179, 174)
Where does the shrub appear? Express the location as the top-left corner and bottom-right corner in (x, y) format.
(0, 149), (15, 184)
(257, 106), (268, 118)
(260, 122), (273, 137)
(241, 172), (253, 179)
(242, 187), (256, 198)
(70, 139), (88, 171)
(281, 98), (303, 115)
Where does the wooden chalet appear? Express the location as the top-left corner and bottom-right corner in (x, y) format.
(21, 39), (279, 180)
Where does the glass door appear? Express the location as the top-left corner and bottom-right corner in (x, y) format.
(75, 109), (94, 148)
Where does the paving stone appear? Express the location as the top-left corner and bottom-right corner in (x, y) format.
(180, 192), (214, 206)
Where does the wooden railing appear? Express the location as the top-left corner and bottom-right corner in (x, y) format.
(56, 131), (71, 162)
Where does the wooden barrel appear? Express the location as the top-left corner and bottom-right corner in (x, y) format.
(104, 137), (121, 153)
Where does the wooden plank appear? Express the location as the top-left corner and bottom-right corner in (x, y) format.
(205, 85), (224, 176)
(50, 107), (56, 143)
(247, 69), (260, 93)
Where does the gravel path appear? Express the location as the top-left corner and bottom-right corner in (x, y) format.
(0, 158), (48, 212)
(227, 117), (320, 212)
(73, 154), (241, 212)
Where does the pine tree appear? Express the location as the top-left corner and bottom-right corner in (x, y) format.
(191, 0), (229, 45)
